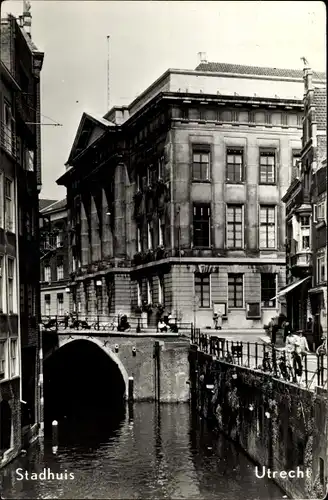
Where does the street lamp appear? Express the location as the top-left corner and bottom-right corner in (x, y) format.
(95, 280), (102, 329)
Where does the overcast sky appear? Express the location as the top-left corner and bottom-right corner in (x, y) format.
(2, 0), (326, 200)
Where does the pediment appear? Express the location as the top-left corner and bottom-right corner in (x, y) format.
(66, 112), (115, 165)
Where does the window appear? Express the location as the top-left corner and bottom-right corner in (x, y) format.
(56, 233), (63, 248)
(3, 101), (13, 154)
(193, 204), (211, 247)
(44, 265), (51, 282)
(228, 274), (243, 308)
(136, 226), (142, 252)
(158, 156), (165, 179)
(10, 339), (18, 377)
(147, 165), (157, 185)
(158, 276), (164, 305)
(7, 258), (14, 313)
(261, 274), (276, 308)
(57, 293), (64, 316)
(259, 206), (276, 248)
(0, 340), (7, 379)
(0, 173), (3, 228)
(137, 281), (142, 307)
(44, 294), (51, 316)
(84, 283), (90, 314)
(57, 264), (64, 280)
(226, 205), (243, 248)
(317, 200), (326, 222)
(259, 151), (276, 184)
(5, 178), (14, 232)
(147, 222), (153, 250)
(292, 152), (301, 180)
(158, 219), (164, 246)
(147, 279), (152, 304)
(192, 149), (210, 181)
(194, 273), (210, 308)
(300, 215), (310, 250)
(226, 149), (244, 183)
(0, 256), (2, 312)
(24, 149), (34, 171)
(317, 254), (326, 284)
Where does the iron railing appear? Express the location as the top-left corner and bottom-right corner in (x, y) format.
(191, 330), (327, 391)
(40, 314), (193, 334)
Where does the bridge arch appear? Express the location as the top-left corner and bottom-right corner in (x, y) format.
(44, 336), (129, 399)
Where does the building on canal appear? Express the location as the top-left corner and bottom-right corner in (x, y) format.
(39, 198), (70, 318)
(57, 58), (326, 331)
(281, 65), (327, 346)
(0, 2), (43, 466)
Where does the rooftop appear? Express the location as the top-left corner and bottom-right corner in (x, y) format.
(40, 198), (66, 213)
(195, 62), (326, 81)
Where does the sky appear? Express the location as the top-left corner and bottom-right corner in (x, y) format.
(2, 0), (326, 200)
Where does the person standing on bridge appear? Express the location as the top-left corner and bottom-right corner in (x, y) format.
(64, 311), (70, 329)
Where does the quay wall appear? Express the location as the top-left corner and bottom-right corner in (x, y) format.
(189, 346), (328, 500)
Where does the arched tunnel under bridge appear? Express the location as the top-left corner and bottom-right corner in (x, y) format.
(43, 339), (129, 438)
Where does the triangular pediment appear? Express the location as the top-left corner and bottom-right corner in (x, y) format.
(66, 112), (115, 165)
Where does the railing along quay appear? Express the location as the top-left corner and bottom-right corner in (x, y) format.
(191, 329), (327, 391)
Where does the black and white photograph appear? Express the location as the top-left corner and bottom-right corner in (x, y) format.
(0, 1), (326, 499)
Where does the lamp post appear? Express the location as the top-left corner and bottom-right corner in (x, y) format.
(96, 280), (102, 330)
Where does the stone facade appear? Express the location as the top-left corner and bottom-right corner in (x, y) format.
(0, 7), (44, 466)
(58, 63), (310, 331)
(40, 199), (70, 318)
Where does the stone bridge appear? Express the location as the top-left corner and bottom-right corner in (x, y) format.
(42, 331), (190, 403)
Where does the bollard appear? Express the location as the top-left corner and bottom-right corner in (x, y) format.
(132, 347), (136, 357)
(128, 376), (134, 402)
(52, 420), (58, 454)
(115, 344), (119, 353)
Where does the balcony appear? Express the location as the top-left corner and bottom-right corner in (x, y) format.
(290, 250), (313, 277)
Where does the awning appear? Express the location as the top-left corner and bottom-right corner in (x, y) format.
(271, 276), (311, 300)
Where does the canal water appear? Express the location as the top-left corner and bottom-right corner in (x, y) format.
(2, 403), (286, 500)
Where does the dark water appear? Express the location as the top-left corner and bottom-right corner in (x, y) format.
(1, 403), (286, 500)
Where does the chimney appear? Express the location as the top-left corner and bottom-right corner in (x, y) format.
(22, 0), (32, 37)
(304, 67), (313, 93)
(198, 52), (208, 65)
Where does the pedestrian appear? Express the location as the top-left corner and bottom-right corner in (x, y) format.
(213, 312), (218, 329)
(213, 312), (222, 330)
(285, 330), (302, 383)
(298, 331), (310, 361)
(306, 317), (313, 332)
(283, 320), (291, 343)
(64, 311), (70, 329)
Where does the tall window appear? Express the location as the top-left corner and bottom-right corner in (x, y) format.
(84, 283), (90, 314)
(57, 264), (64, 280)
(259, 206), (275, 248)
(4, 101), (13, 154)
(44, 265), (51, 282)
(147, 279), (152, 304)
(300, 215), (310, 250)
(259, 151), (276, 184)
(147, 222), (153, 250)
(194, 273), (210, 308)
(44, 294), (51, 316)
(0, 340), (7, 379)
(0, 256), (2, 312)
(56, 232), (63, 247)
(158, 276), (164, 305)
(25, 149), (34, 172)
(158, 156), (165, 179)
(193, 204), (211, 247)
(226, 205), (243, 248)
(261, 274), (276, 308)
(136, 226), (142, 252)
(292, 151), (301, 180)
(158, 219), (164, 246)
(226, 149), (244, 183)
(5, 178), (14, 232)
(137, 281), (142, 307)
(228, 274), (243, 308)
(0, 173), (3, 228)
(10, 339), (18, 377)
(147, 165), (157, 185)
(7, 258), (14, 313)
(192, 148), (210, 181)
(57, 293), (64, 316)
(317, 199), (326, 222)
(317, 253), (326, 284)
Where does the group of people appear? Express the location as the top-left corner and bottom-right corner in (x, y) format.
(157, 313), (179, 333)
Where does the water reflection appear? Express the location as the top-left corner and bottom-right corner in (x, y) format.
(2, 403), (286, 500)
